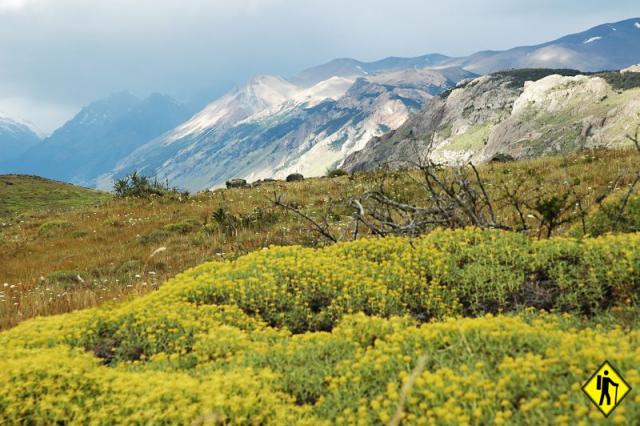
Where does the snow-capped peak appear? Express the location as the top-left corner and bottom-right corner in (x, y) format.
(0, 115), (41, 137)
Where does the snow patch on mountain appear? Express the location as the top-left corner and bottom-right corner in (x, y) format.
(0, 117), (25, 135)
(0, 115), (41, 137)
(583, 36), (602, 44)
(0, 116), (42, 168)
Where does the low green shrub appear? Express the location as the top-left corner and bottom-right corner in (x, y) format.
(43, 270), (87, 290)
(38, 220), (74, 237)
(179, 229), (639, 331)
(326, 169), (349, 178)
(162, 218), (202, 234)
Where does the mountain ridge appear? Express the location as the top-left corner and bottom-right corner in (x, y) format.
(436, 17), (640, 73)
(342, 67), (640, 171)
(291, 54), (451, 87)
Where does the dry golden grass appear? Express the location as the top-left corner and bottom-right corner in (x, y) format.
(0, 178), (361, 329)
(1, 149), (638, 329)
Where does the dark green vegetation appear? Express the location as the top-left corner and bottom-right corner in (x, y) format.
(113, 171), (187, 198)
(492, 68), (583, 89)
(326, 169), (350, 178)
(440, 68), (640, 99)
(597, 70), (640, 91)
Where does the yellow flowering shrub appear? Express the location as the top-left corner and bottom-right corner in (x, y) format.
(315, 314), (640, 425)
(0, 228), (639, 424)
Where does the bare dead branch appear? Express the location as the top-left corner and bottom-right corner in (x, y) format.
(273, 193), (338, 243)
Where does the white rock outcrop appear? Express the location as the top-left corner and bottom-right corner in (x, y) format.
(621, 64), (640, 73)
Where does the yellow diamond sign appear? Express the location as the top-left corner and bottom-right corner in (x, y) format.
(582, 361), (632, 417)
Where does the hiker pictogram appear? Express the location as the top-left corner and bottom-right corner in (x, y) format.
(582, 361), (632, 417)
(597, 370), (618, 406)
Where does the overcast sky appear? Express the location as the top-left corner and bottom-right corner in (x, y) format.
(0, 0), (638, 134)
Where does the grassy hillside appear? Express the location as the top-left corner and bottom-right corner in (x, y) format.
(0, 174), (109, 217)
(1, 228), (639, 424)
(1, 150), (639, 329)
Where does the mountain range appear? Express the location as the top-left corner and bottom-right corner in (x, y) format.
(2, 17), (640, 191)
(97, 67), (474, 190)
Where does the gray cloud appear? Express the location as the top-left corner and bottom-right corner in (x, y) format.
(0, 0), (637, 133)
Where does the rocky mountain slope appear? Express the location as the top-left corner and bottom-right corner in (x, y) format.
(9, 93), (192, 187)
(343, 68), (640, 171)
(0, 117), (41, 166)
(100, 68), (474, 191)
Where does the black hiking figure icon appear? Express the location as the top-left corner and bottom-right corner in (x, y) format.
(597, 370), (619, 406)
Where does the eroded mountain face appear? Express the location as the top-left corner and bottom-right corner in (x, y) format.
(100, 68), (474, 191)
(343, 68), (640, 172)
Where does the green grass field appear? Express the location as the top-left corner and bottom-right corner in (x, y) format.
(0, 174), (109, 217)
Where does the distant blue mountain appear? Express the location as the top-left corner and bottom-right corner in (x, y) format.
(295, 17), (640, 82)
(440, 17), (640, 73)
(0, 117), (41, 166)
(7, 92), (192, 187)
